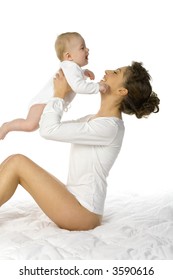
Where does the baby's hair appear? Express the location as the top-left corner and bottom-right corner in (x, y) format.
(121, 62), (160, 118)
(55, 32), (82, 61)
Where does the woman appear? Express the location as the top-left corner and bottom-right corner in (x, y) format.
(0, 62), (160, 231)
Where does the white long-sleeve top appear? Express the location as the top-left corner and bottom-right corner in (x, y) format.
(29, 61), (99, 108)
(39, 98), (125, 215)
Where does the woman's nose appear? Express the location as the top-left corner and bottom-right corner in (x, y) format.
(105, 70), (112, 74)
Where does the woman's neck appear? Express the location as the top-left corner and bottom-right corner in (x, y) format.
(95, 99), (122, 119)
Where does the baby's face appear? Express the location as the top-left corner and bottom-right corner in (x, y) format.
(67, 36), (89, 67)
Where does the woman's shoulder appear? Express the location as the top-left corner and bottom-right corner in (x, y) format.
(88, 115), (124, 126)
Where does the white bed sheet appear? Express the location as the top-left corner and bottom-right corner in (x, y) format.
(0, 191), (173, 260)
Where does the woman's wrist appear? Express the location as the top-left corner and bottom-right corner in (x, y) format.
(53, 91), (66, 99)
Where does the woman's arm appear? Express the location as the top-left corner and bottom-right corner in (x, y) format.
(39, 71), (118, 146)
(39, 98), (118, 145)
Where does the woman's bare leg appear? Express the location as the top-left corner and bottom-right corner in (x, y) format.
(0, 104), (45, 139)
(0, 154), (101, 230)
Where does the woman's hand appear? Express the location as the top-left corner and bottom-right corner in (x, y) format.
(53, 69), (72, 99)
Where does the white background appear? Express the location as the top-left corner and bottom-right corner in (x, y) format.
(0, 0), (172, 198)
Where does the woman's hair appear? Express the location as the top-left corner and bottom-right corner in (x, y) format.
(55, 32), (82, 61)
(120, 62), (160, 118)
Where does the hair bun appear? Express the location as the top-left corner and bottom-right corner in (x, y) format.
(135, 91), (160, 118)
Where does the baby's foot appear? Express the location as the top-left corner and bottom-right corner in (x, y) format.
(0, 123), (9, 140)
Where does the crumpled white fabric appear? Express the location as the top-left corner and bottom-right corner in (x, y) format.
(0, 191), (173, 260)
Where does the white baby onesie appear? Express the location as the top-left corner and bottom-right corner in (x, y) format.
(29, 61), (99, 109)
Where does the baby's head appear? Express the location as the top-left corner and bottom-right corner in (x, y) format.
(55, 32), (89, 67)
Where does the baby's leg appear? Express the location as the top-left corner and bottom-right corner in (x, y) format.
(0, 104), (45, 139)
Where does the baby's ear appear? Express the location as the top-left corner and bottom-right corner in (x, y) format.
(64, 52), (73, 61)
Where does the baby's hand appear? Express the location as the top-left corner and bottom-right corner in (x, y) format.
(84, 69), (95, 80)
(99, 82), (110, 93)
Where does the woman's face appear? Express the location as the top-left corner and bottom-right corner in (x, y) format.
(101, 67), (127, 92)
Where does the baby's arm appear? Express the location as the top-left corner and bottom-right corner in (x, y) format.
(83, 69), (95, 80)
(61, 61), (101, 95)
(84, 69), (109, 93)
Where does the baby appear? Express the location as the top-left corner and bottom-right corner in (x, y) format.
(0, 32), (108, 139)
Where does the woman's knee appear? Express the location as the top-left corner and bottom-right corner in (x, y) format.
(3, 154), (28, 168)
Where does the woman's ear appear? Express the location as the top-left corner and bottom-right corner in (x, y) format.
(119, 87), (128, 96)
